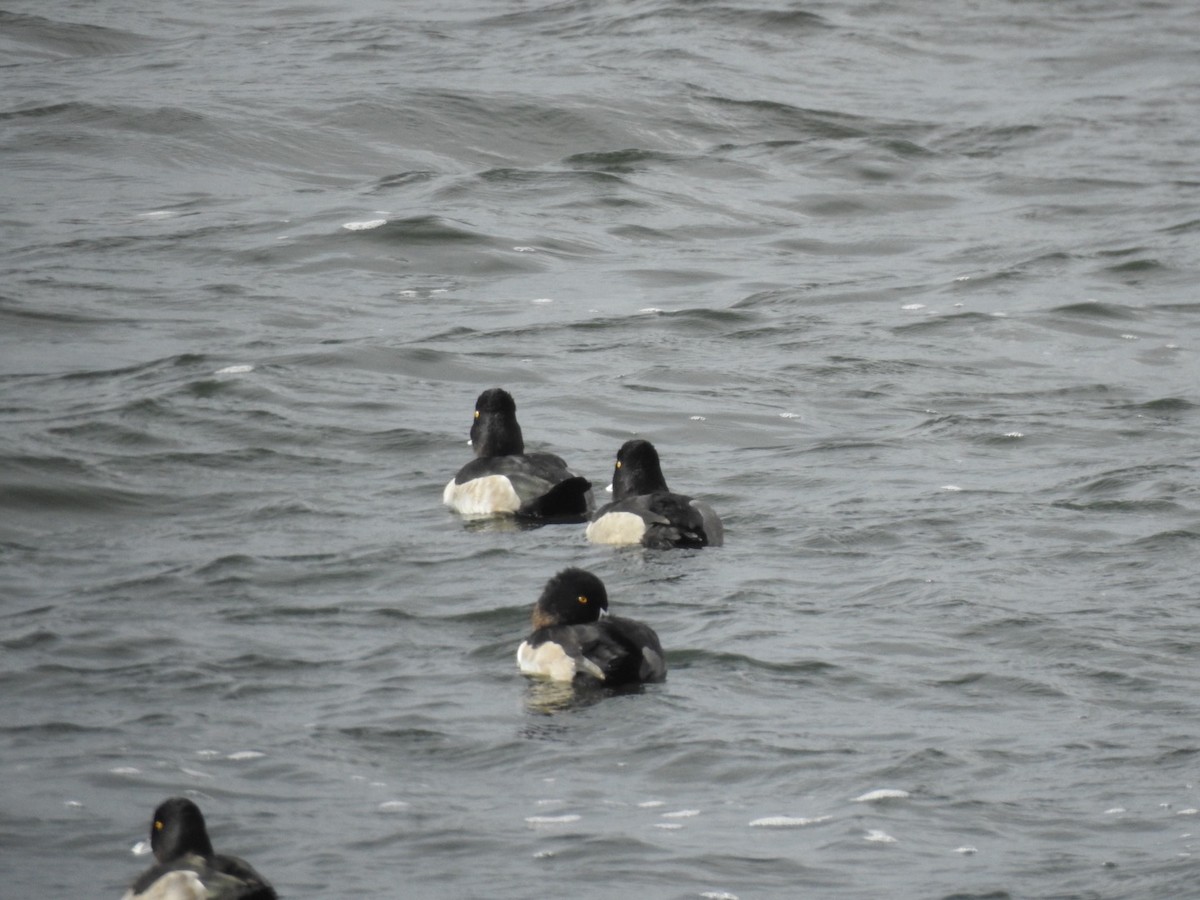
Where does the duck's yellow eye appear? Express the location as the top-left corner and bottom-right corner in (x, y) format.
(474, 410), (480, 419)
(578, 595), (588, 604)
(615, 461), (622, 469)
(154, 820), (164, 831)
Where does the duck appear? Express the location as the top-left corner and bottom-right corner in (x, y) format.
(443, 388), (593, 521)
(517, 567), (666, 685)
(122, 797), (276, 900)
(586, 439), (724, 549)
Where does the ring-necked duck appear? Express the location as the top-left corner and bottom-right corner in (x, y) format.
(517, 567), (666, 685)
(586, 439), (724, 549)
(123, 797), (276, 900)
(443, 388), (593, 521)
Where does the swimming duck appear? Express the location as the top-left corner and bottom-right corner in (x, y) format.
(443, 388), (593, 521)
(586, 439), (724, 549)
(123, 797), (276, 900)
(517, 567), (666, 685)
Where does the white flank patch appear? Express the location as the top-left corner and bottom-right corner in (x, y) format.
(378, 800), (408, 812)
(518, 640), (578, 682)
(865, 829), (898, 843)
(444, 474), (520, 516)
(525, 814), (581, 825)
(342, 219), (387, 231)
(226, 750), (264, 760)
(585, 511), (647, 546)
(853, 789), (910, 802)
(749, 815), (832, 828)
(215, 364), (254, 375)
(141, 870), (206, 898)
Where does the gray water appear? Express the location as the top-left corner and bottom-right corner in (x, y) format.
(3, 1), (1200, 897)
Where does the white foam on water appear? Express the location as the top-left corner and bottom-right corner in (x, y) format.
(342, 219), (387, 231)
(525, 814), (580, 825)
(226, 750), (264, 760)
(701, 893), (740, 900)
(1177, 808), (1199, 816)
(942, 485), (963, 492)
(110, 766), (140, 775)
(179, 767), (212, 779)
(654, 822), (683, 830)
(749, 815), (832, 828)
(531, 297), (554, 303)
(513, 246), (536, 252)
(215, 365), (254, 375)
(955, 846), (978, 855)
(196, 749), (221, 758)
(1105, 807), (1126, 815)
(901, 303), (926, 310)
(853, 789), (910, 802)
(865, 829), (898, 843)
(132, 840), (151, 856)
(662, 809), (700, 818)
(637, 800), (665, 808)
(1003, 431), (1024, 438)
(378, 800), (408, 812)
(779, 412), (801, 419)
(690, 415), (706, 421)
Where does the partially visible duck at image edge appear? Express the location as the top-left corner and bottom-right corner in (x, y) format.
(586, 439), (724, 549)
(122, 797), (276, 900)
(443, 388), (593, 521)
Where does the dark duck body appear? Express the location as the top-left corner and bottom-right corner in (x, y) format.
(517, 567), (666, 685)
(443, 388), (593, 521)
(586, 439), (723, 549)
(123, 797), (276, 900)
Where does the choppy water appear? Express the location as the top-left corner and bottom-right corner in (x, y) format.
(3, 1), (1200, 897)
